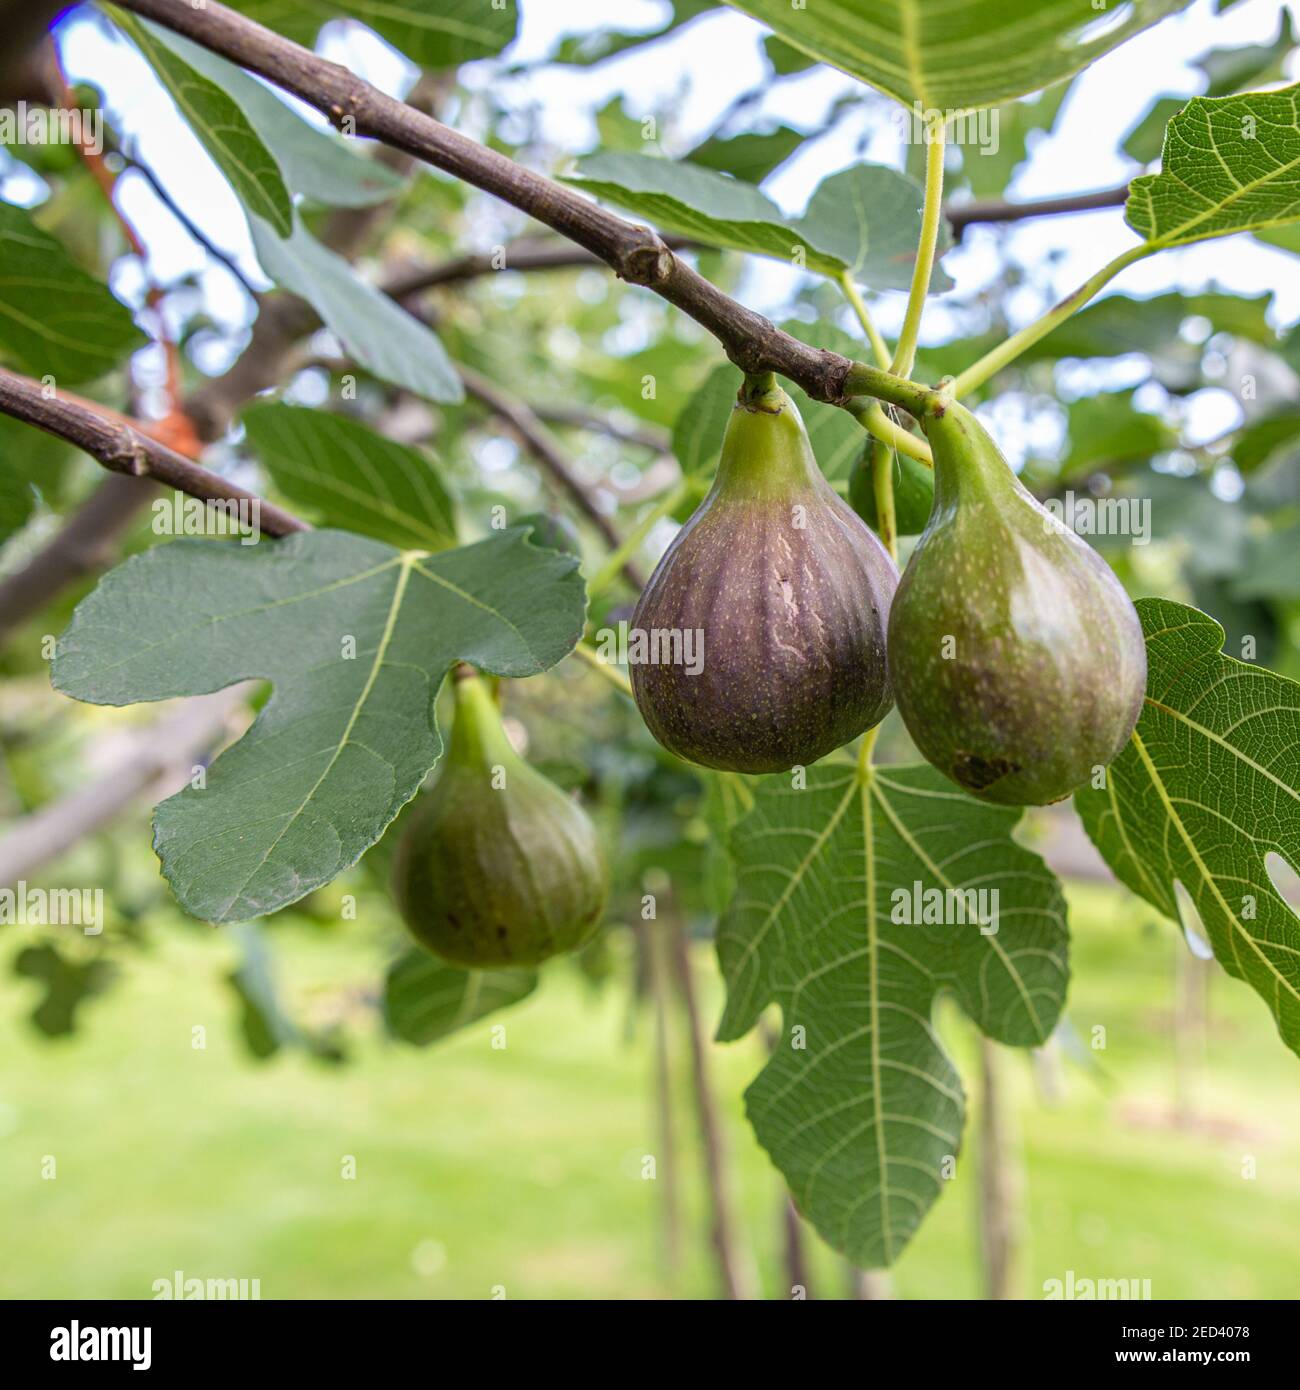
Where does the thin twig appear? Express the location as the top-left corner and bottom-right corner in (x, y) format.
(947, 182), (1131, 239)
(458, 365), (646, 590)
(123, 144), (259, 296)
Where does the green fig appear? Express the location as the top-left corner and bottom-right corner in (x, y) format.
(848, 440), (936, 537)
(887, 399), (1147, 806)
(630, 376), (898, 773)
(392, 672), (608, 967)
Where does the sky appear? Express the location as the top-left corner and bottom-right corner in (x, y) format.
(6, 0), (1300, 452)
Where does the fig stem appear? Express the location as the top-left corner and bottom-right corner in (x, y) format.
(588, 476), (697, 599)
(949, 242), (1154, 397)
(847, 399), (934, 467)
(890, 118), (947, 380)
(856, 726), (880, 782)
(449, 670), (517, 766)
(739, 370), (779, 406)
(841, 361), (940, 420)
(837, 271), (891, 369)
(869, 437), (898, 562)
(570, 640), (634, 699)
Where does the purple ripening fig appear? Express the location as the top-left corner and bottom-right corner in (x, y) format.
(630, 376), (898, 774)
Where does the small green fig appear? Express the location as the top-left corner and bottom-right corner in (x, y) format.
(630, 376), (898, 773)
(887, 399), (1146, 806)
(848, 440), (936, 537)
(392, 672), (607, 967)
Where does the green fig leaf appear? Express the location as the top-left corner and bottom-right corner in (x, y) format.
(131, 19), (405, 209)
(563, 156), (947, 291)
(718, 0), (1190, 110)
(686, 125), (805, 184)
(248, 213), (463, 404)
(242, 402), (458, 550)
(385, 949), (538, 1046)
(671, 362), (737, 476)
(110, 9), (292, 237)
(0, 203), (146, 384)
(229, 0), (519, 67)
(1075, 598), (1300, 1056)
(716, 762), (1069, 1267)
(563, 154), (840, 274)
(798, 164), (953, 293)
(1127, 85), (1300, 249)
(52, 529), (586, 923)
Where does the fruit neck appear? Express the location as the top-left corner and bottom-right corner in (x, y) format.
(921, 398), (1025, 513)
(449, 671), (517, 770)
(712, 378), (823, 503)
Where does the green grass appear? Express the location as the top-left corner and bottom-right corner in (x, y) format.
(1, 882), (1297, 1299)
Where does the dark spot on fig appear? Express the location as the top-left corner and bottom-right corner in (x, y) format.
(952, 751), (1019, 792)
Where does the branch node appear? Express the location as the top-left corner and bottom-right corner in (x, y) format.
(616, 227), (674, 287)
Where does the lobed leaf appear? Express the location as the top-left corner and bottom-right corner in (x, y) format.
(1127, 85), (1300, 249)
(1075, 599), (1300, 1055)
(717, 762), (1068, 1267)
(52, 528), (586, 923)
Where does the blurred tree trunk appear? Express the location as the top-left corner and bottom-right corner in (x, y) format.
(847, 1266), (893, 1299)
(667, 910), (755, 1300)
(1173, 939), (1211, 1126)
(976, 1037), (1026, 1300)
(638, 918), (683, 1283)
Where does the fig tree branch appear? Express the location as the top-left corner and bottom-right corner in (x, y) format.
(110, 0), (931, 417)
(945, 182), (1132, 239)
(0, 367), (307, 537)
